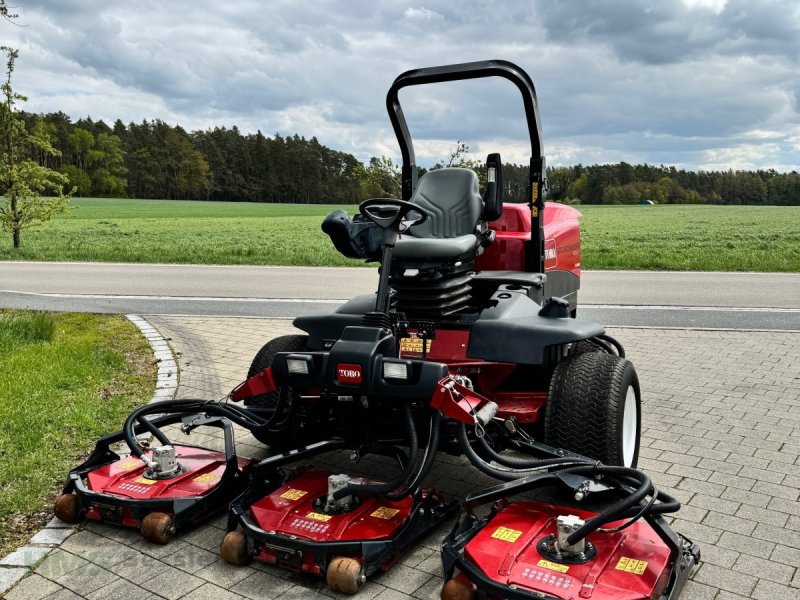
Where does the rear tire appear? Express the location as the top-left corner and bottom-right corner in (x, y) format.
(245, 335), (308, 448)
(544, 353), (641, 468)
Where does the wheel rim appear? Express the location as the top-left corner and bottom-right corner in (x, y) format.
(622, 385), (638, 467)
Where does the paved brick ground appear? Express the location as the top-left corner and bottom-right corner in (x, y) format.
(6, 317), (799, 600)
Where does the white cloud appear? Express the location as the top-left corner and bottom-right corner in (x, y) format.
(1, 0), (798, 171)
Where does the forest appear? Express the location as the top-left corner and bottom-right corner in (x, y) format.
(15, 111), (800, 206)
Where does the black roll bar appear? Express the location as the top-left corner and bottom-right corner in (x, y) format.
(385, 59), (547, 273)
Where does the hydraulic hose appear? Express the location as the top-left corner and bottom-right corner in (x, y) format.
(123, 399), (275, 459)
(457, 422), (588, 481)
(475, 430), (590, 470)
(597, 334), (625, 357)
(385, 410), (441, 501)
(332, 401), (419, 500)
(563, 465), (654, 545)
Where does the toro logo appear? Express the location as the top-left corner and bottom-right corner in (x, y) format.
(337, 363), (362, 384)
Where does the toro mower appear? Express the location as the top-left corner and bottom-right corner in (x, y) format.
(217, 59), (694, 595)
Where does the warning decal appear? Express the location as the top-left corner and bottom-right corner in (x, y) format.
(370, 507), (400, 520)
(615, 557), (648, 575)
(537, 559), (569, 573)
(134, 477), (156, 485)
(116, 458), (141, 470)
(280, 488), (308, 501)
(491, 526), (522, 543)
(193, 473), (220, 484)
(306, 512), (333, 522)
(399, 338), (432, 355)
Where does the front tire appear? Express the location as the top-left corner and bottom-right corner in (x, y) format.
(544, 352), (641, 467)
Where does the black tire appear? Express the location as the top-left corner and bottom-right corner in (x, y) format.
(544, 352), (641, 468)
(245, 334), (308, 448)
(569, 339), (602, 356)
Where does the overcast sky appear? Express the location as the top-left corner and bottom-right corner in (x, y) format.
(3, 0), (799, 170)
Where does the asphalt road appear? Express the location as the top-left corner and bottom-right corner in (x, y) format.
(1, 262), (799, 329)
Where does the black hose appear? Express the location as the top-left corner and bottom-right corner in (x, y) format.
(137, 415), (172, 447)
(597, 334), (625, 357)
(332, 401), (418, 500)
(123, 399), (274, 459)
(564, 465), (652, 545)
(457, 422), (587, 481)
(385, 410), (441, 501)
(476, 430), (590, 470)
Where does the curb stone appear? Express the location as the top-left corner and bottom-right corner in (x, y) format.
(0, 314), (178, 595)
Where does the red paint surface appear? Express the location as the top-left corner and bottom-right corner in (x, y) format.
(475, 202), (582, 278)
(464, 501), (673, 600)
(250, 471), (413, 544)
(87, 446), (245, 501)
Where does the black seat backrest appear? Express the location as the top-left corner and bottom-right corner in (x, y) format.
(409, 168), (482, 239)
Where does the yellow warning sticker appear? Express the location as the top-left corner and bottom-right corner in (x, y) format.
(491, 526), (522, 543)
(615, 557), (648, 575)
(193, 473), (220, 484)
(306, 512), (333, 522)
(532, 186), (539, 202)
(280, 488), (308, 501)
(116, 458), (141, 470)
(134, 477), (156, 485)
(371, 507), (400, 520)
(399, 337), (432, 355)
(537, 559), (570, 573)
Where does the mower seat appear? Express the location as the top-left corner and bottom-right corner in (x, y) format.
(393, 168), (483, 260)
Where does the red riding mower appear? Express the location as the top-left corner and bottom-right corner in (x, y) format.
(221, 60), (697, 597)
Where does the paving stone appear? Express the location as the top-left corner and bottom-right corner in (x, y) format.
(702, 511), (756, 536)
(0, 547), (52, 567)
(692, 563), (757, 596)
(180, 582), (246, 600)
(371, 563), (434, 595)
(28, 528), (75, 546)
(4, 574), (61, 600)
(411, 575), (444, 600)
(194, 559), (253, 588)
(44, 589), (84, 600)
(34, 551), (89, 579)
(733, 553), (795, 585)
(160, 544), (218, 574)
(275, 585), (330, 600)
(138, 565), (204, 599)
(230, 570), (295, 599)
(85, 577), (154, 600)
(49, 562), (119, 597)
(751, 578), (800, 600)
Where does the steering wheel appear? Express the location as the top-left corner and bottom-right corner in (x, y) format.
(359, 198), (428, 233)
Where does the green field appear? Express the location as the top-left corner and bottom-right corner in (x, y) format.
(0, 198), (798, 271)
(0, 310), (154, 554)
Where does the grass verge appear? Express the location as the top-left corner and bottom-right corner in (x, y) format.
(0, 310), (155, 555)
(0, 198), (798, 271)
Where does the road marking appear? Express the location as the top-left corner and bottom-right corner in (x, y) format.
(583, 304), (800, 313)
(0, 291), (346, 303)
(2, 291), (797, 312)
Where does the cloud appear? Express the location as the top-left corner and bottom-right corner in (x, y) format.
(1, 0), (798, 171)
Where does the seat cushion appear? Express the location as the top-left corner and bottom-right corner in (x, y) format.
(409, 168), (482, 239)
(393, 234), (479, 259)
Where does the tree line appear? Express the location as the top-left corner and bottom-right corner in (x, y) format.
(11, 111), (800, 206)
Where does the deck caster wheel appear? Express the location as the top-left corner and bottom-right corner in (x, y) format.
(441, 578), (475, 600)
(326, 556), (365, 595)
(53, 494), (81, 524)
(140, 512), (175, 544)
(220, 530), (251, 566)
